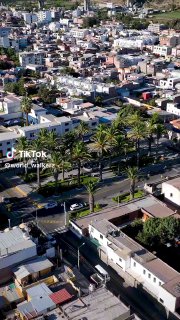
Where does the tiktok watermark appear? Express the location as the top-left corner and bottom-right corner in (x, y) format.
(5, 147), (49, 170)
(6, 147), (47, 159)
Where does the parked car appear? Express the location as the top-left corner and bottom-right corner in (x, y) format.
(70, 203), (84, 211)
(45, 201), (58, 209)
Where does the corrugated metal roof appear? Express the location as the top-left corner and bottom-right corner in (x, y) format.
(50, 288), (72, 305)
(26, 283), (52, 299)
(14, 257), (53, 280)
(0, 228), (35, 257)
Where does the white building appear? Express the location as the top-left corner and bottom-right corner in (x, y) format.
(166, 103), (180, 117)
(160, 77), (180, 90)
(22, 12), (38, 24)
(0, 94), (22, 121)
(19, 51), (46, 67)
(70, 28), (89, 39)
(0, 227), (37, 284)
(88, 219), (180, 313)
(37, 10), (52, 24)
(113, 34), (158, 50)
(162, 177), (180, 206)
(153, 45), (172, 57)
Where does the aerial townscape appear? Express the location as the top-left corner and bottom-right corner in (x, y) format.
(0, 0), (180, 319)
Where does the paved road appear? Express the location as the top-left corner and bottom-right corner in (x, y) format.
(55, 231), (167, 320)
(0, 140), (179, 232)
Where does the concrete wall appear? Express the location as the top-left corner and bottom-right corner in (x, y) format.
(162, 182), (180, 206)
(158, 286), (177, 313)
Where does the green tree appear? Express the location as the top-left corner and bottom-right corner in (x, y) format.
(21, 94), (32, 126)
(128, 121), (146, 168)
(126, 167), (138, 200)
(93, 130), (108, 181)
(105, 125), (118, 167)
(75, 121), (89, 141)
(49, 151), (62, 194)
(72, 141), (90, 186)
(82, 16), (99, 28)
(30, 138), (45, 188)
(153, 123), (166, 160)
(15, 137), (29, 175)
(136, 217), (180, 247)
(84, 179), (98, 213)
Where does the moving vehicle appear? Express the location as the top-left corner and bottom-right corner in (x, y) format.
(45, 201), (58, 209)
(70, 203), (84, 211)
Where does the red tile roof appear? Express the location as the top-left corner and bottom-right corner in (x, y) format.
(50, 288), (72, 305)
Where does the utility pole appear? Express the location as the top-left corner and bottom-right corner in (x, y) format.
(64, 202), (68, 227)
(77, 243), (85, 270)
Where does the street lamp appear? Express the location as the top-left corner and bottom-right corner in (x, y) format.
(77, 243), (85, 270)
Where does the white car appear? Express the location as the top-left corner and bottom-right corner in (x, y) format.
(45, 201), (58, 209)
(70, 203), (84, 211)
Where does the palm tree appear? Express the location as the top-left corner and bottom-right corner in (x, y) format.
(154, 124), (166, 160)
(113, 135), (128, 175)
(84, 179), (98, 213)
(128, 121), (146, 168)
(127, 112), (143, 127)
(46, 130), (59, 152)
(38, 128), (49, 146)
(21, 94), (32, 126)
(146, 120), (155, 156)
(93, 131), (108, 181)
(48, 151), (62, 194)
(58, 147), (71, 181)
(146, 113), (159, 156)
(30, 138), (45, 188)
(62, 130), (76, 157)
(105, 125), (118, 167)
(72, 141), (91, 186)
(75, 121), (89, 141)
(15, 137), (29, 175)
(126, 167), (138, 200)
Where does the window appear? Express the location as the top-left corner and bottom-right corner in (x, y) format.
(143, 270), (146, 275)
(0, 143), (2, 146)
(100, 234), (103, 240)
(7, 148), (11, 151)
(133, 262), (136, 267)
(119, 258), (122, 262)
(159, 281), (162, 286)
(7, 142), (10, 145)
(92, 122), (97, 126)
(148, 273), (151, 279)
(30, 133), (34, 138)
(65, 122), (69, 126)
(159, 298), (164, 304)
(52, 128), (56, 132)
(65, 128), (69, 132)
(91, 227), (94, 233)
(153, 277), (156, 283)
(170, 193), (173, 197)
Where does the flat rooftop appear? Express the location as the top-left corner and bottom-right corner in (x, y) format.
(61, 287), (130, 320)
(73, 195), (175, 231)
(0, 228), (35, 257)
(162, 275), (180, 298)
(162, 177), (180, 190)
